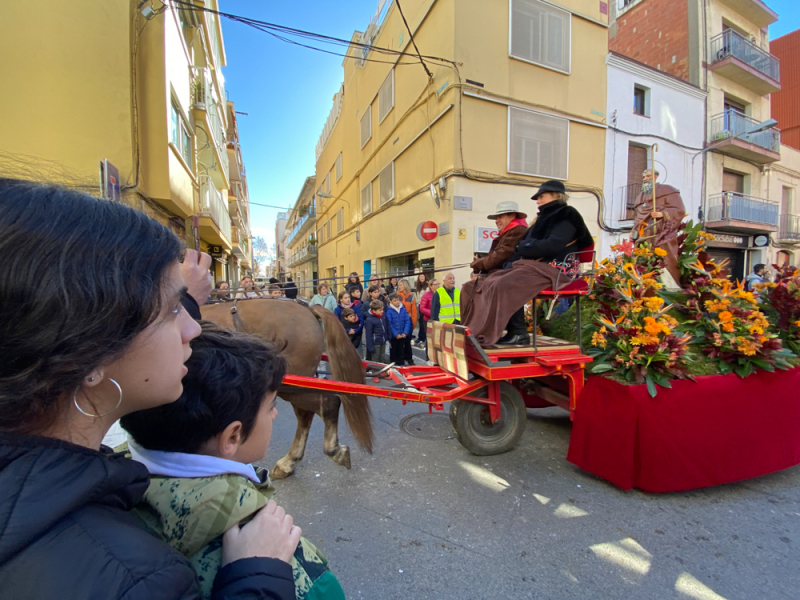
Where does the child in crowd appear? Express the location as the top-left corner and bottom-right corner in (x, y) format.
(120, 324), (344, 600)
(386, 292), (413, 366)
(269, 284), (283, 298)
(396, 280), (419, 347)
(364, 299), (389, 363)
(339, 307), (363, 349)
(361, 284), (387, 321)
(349, 286), (363, 311)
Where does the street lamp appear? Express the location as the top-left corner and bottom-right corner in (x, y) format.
(317, 191), (353, 222)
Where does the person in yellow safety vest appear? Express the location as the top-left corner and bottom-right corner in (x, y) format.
(430, 272), (461, 324)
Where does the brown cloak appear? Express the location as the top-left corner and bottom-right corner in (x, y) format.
(632, 183), (686, 283)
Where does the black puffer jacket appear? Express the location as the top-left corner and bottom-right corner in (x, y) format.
(0, 433), (295, 600)
(506, 200), (593, 267)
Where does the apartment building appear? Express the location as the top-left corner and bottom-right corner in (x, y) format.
(608, 0), (796, 279)
(285, 177), (319, 296)
(226, 101), (254, 284)
(274, 212), (289, 281)
(0, 0), (251, 283)
(314, 0), (608, 285)
(601, 52), (707, 257)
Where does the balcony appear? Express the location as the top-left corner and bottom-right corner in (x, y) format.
(615, 183), (641, 223)
(708, 110), (780, 164)
(778, 214), (800, 243)
(714, 0), (778, 29)
(199, 175), (232, 247)
(286, 206), (317, 246)
(192, 69), (229, 189)
(228, 181), (248, 231)
(709, 30), (780, 95)
(231, 226), (250, 262)
(705, 192), (778, 233)
(287, 244), (318, 268)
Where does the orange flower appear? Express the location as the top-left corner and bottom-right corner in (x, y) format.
(654, 247), (667, 257)
(718, 311), (733, 322)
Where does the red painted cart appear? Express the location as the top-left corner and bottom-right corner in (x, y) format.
(281, 325), (592, 456)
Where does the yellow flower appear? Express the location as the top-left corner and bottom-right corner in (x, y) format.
(794, 320), (800, 328)
(591, 331), (607, 349)
(749, 326), (764, 335)
(644, 296), (664, 312)
(654, 247), (667, 257)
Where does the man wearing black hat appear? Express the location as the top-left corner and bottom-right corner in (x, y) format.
(462, 180), (593, 345)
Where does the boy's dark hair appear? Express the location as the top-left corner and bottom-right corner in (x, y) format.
(370, 299), (384, 311)
(341, 307), (356, 318)
(388, 292), (400, 301)
(367, 284), (380, 294)
(754, 264), (766, 274)
(121, 322), (287, 453)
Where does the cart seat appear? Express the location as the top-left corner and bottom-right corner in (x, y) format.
(539, 278), (589, 295)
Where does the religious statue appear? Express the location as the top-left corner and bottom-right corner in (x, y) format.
(631, 168), (686, 286)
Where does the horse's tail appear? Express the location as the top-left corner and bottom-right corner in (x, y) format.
(309, 305), (374, 454)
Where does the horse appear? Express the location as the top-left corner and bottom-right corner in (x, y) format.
(201, 298), (373, 478)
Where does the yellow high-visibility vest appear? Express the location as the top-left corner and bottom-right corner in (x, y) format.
(436, 286), (461, 323)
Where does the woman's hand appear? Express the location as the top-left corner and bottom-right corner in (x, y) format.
(221, 500), (301, 565)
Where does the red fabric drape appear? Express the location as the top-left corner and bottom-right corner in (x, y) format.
(567, 368), (800, 492)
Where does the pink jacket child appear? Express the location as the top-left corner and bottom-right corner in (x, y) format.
(420, 289), (433, 324)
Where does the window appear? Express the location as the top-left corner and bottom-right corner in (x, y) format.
(633, 85), (649, 116)
(625, 144), (649, 220)
(318, 225), (325, 244)
(336, 208), (344, 233)
(379, 162), (395, 205)
(335, 153), (343, 181)
(324, 172), (331, 194)
(361, 181), (373, 217)
(510, 0), (570, 74)
(508, 106), (568, 180)
(360, 104), (372, 148)
(325, 219), (332, 241)
(378, 70), (394, 123)
(170, 102), (193, 169)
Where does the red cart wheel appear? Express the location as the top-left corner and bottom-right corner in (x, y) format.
(449, 382), (526, 456)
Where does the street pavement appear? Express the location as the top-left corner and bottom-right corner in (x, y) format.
(262, 354), (800, 599)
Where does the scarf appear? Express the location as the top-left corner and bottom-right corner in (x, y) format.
(340, 299), (352, 309)
(501, 216), (528, 235)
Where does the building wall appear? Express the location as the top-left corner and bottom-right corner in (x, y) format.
(315, 0), (608, 284)
(771, 29), (800, 151)
(609, 0), (691, 82)
(601, 53), (706, 258)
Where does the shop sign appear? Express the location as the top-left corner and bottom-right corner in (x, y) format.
(753, 235), (770, 248)
(416, 221), (438, 241)
(474, 226), (499, 253)
(209, 245), (223, 258)
(708, 233), (749, 248)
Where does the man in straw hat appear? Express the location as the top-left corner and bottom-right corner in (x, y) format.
(470, 201), (529, 275)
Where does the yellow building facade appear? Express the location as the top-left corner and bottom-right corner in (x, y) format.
(314, 0), (608, 287)
(285, 176), (319, 297)
(0, 0), (251, 283)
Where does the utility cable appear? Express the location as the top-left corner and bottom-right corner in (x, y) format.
(395, 0), (433, 78)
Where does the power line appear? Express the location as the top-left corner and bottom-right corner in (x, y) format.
(395, 0), (432, 78)
(249, 201), (294, 210)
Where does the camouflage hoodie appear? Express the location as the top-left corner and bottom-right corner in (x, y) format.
(124, 443), (345, 600)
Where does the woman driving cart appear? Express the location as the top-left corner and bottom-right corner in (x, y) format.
(462, 180), (593, 346)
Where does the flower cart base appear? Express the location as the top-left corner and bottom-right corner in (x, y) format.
(566, 368), (800, 492)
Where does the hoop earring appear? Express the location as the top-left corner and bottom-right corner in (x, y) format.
(73, 378), (123, 418)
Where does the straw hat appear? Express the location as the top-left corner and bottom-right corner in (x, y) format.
(487, 200), (527, 220)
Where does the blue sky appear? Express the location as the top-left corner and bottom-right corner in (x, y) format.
(220, 0), (799, 249)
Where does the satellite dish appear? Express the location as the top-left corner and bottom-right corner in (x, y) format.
(430, 183), (440, 209)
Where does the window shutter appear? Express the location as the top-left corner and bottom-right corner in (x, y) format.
(335, 153), (343, 181)
(379, 163), (395, 205)
(378, 70), (394, 123)
(360, 105), (372, 148)
(336, 209), (343, 233)
(361, 182), (373, 216)
(508, 107), (568, 179)
(510, 0), (570, 73)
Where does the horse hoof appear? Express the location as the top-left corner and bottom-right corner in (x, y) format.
(270, 464), (293, 479)
(329, 445), (351, 469)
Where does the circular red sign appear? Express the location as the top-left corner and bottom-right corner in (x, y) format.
(417, 221), (438, 242)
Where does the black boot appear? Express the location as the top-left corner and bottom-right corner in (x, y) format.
(497, 333), (529, 345)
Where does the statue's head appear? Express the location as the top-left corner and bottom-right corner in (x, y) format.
(642, 169), (659, 183)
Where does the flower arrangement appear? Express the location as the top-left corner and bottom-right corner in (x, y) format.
(672, 223), (792, 377)
(588, 240), (692, 397)
(757, 264), (800, 355)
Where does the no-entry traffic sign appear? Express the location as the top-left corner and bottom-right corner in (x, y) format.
(416, 221), (438, 242)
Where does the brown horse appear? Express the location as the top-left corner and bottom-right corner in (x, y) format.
(201, 298), (373, 478)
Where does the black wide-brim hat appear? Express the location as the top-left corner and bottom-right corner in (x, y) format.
(531, 180), (566, 200)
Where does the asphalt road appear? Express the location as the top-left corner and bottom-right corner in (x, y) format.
(261, 374), (800, 600)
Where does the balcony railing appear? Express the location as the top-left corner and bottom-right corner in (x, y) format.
(286, 206), (317, 246)
(287, 244), (318, 267)
(706, 192), (778, 227)
(779, 214), (800, 242)
(710, 29), (780, 83)
(200, 175), (232, 242)
(616, 183), (642, 222)
(709, 110), (780, 153)
(231, 226), (250, 258)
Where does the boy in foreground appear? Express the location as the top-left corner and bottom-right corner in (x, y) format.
(386, 293), (413, 366)
(120, 323), (345, 600)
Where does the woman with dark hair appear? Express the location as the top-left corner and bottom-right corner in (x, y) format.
(344, 272), (363, 296)
(384, 276), (399, 296)
(284, 276), (298, 299)
(0, 180), (300, 600)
